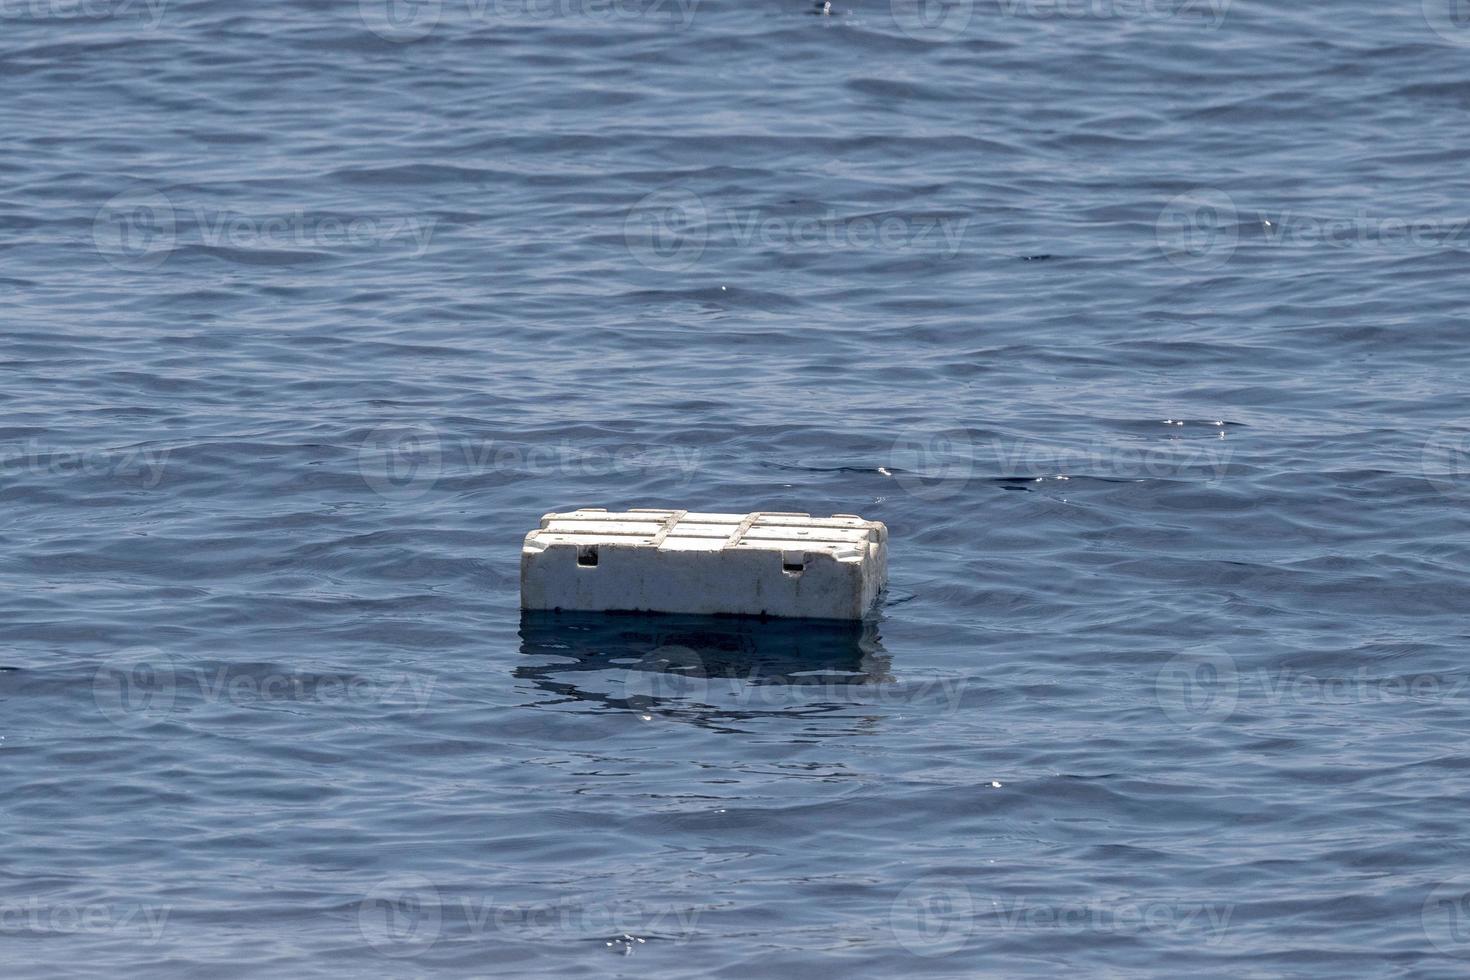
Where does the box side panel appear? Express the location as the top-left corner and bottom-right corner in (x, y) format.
(521, 544), (869, 619)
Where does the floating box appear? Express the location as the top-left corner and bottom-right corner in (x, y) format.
(520, 508), (888, 620)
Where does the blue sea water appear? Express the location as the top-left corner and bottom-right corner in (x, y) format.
(3, 0), (1470, 975)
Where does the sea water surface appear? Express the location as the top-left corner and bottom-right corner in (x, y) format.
(3, 0), (1470, 975)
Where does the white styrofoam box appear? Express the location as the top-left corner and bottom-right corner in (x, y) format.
(520, 508), (888, 620)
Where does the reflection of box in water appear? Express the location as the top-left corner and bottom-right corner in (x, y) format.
(517, 609), (891, 693)
(520, 508), (887, 620)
